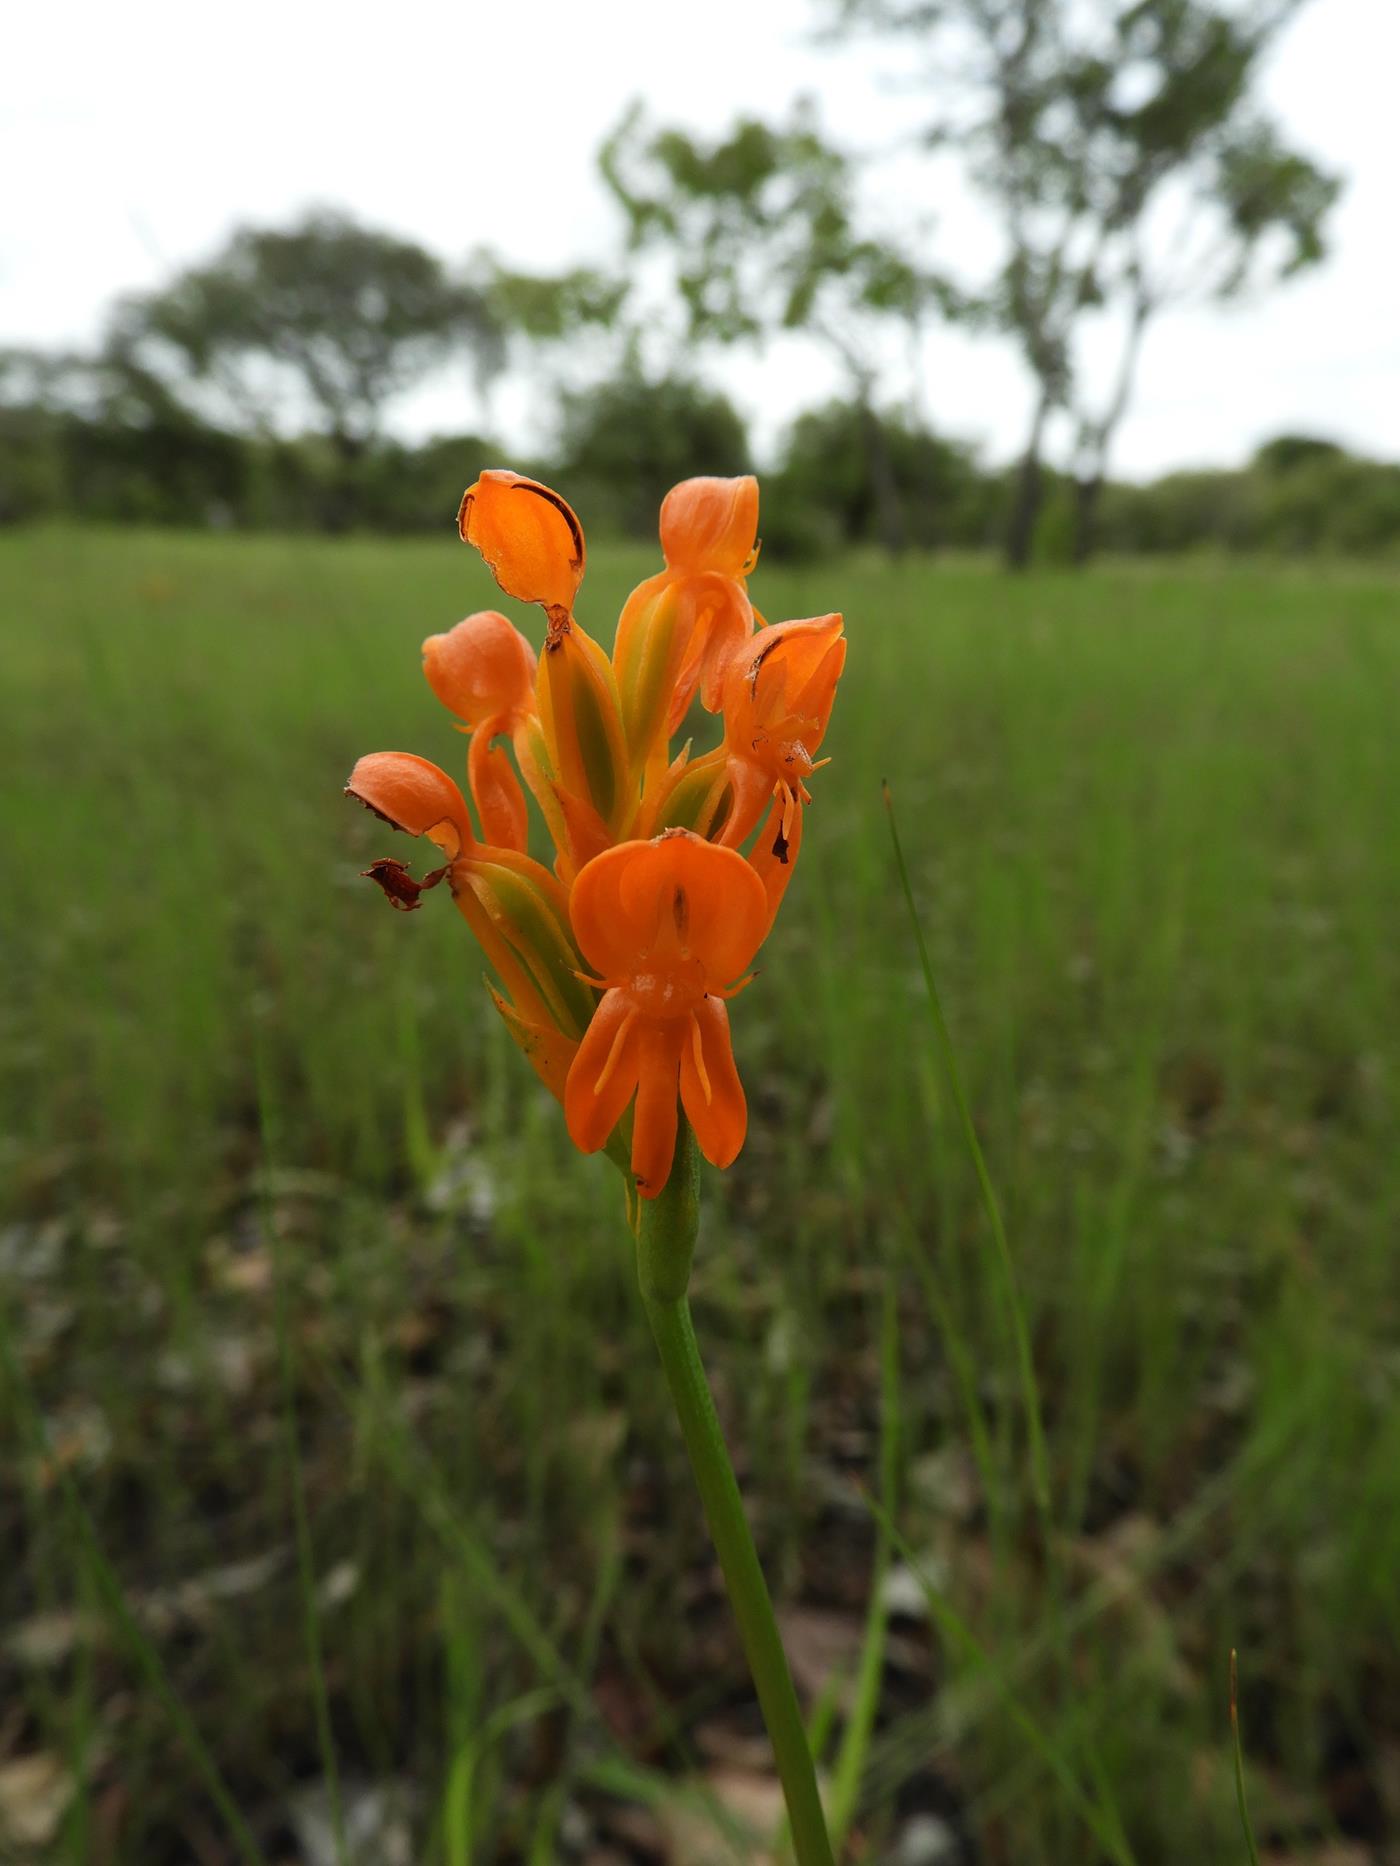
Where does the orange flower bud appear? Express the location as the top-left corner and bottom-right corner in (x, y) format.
(660, 476), (759, 578)
(422, 611), (536, 730)
(457, 470), (585, 618)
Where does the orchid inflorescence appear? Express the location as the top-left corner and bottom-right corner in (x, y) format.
(347, 470), (845, 1204)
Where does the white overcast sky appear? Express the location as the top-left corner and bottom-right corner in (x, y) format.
(4, 0), (1396, 478)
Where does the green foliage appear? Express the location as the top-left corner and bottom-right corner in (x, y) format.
(483, 264), (627, 343)
(1096, 444), (1400, 557)
(600, 101), (951, 401)
(826, 0), (1342, 564)
(108, 209), (503, 449)
(766, 399), (1002, 557)
(557, 363), (751, 539)
(3, 534), (1398, 1860)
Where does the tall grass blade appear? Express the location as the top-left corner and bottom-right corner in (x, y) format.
(1230, 1650), (1263, 1866)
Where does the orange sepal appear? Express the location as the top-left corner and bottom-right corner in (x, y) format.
(345, 752), (474, 858)
(680, 995), (747, 1169)
(724, 613), (846, 755)
(660, 475), (759, 578)
(422, 611), (536, 729)
(458, 470), (585, 618)
(565, 989), (645, 1156)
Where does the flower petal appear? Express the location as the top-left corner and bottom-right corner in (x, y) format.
(565, 990), (644, 1155)
(660, 476), (759, 578)
(680, 996), (747, 1169)
(422, 611), (536, 729)
(458, 470), (585, 616)
(467, 724), (529, 852)
(345, 752), (473, 857)
(570, 832), (769, 986)
(668, 574), (754, 731)
(631, 1023), (684, 1197)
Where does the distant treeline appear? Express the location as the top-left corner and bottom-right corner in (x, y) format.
(3, 366), (1397, 561)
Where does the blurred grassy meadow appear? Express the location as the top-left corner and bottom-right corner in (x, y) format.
(2, 523), (1398, 1863)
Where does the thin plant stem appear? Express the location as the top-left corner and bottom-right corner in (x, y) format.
(636, 1123), (835, 1866)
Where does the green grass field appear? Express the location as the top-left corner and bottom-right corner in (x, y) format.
(2, 526), (1397, 1864)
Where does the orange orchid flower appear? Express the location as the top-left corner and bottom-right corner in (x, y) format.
(612, 475), (760, 774)
(350, 467), (844, 1200)
(718, 614), (846, 850)
(565, 831), (766, 1198)
(421, 610), (537, 852)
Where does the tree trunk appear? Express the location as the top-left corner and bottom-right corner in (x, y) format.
(1070, 290), (1152, 568)
(1006, 390), (1051, 572)
(858, 396), (906, 558)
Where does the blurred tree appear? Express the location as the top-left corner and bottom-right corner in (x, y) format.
(769, 398), (998, 556)
(478, 256), (633, 437)
(599, 100), (955, 554)
(558, 357), (751, 538)
(107, 210), (503, 519)
(824, 0), (1341, 567)
(483, 262), (628, 348)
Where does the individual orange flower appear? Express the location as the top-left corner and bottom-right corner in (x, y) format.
(612, 475), (760, 774)
(345, 751), (595, 1101)
(718, 614), (846, 850)
(565, 831), (767, 1198)
(632, 613), (843, 891)
(457, 470), (585, 622)
(421, 610), (537, 852)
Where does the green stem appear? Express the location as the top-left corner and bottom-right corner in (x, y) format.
(636, 1124), (835, 1866)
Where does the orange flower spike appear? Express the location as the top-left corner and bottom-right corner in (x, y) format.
(718, 613), (847, 850)
(565, 831), (768, 1198)
(457, 470), (585, 622)
(422, 610), (537, 852)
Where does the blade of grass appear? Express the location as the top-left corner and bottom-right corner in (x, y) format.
(1230, 1650), (1262, 1866)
